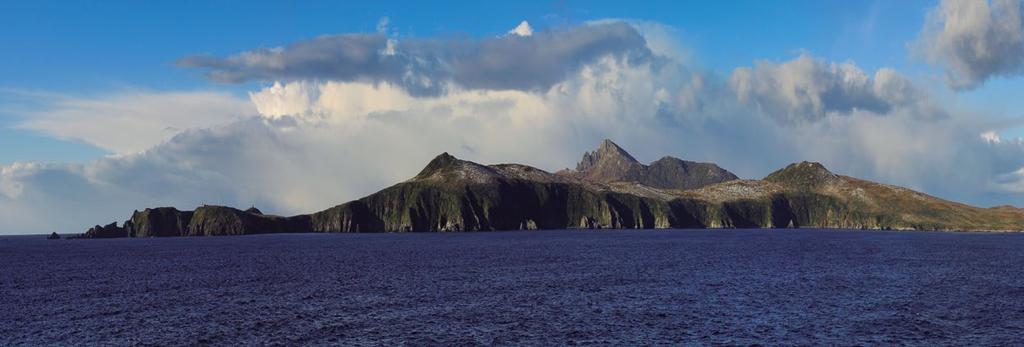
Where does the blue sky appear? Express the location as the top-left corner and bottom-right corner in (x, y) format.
(1, 0), (934, 89)
(2, 0), (1024, 233)
(3, 0), (1022, 164)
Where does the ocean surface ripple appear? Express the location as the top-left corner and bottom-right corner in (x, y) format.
(2, 229), (1023, 346)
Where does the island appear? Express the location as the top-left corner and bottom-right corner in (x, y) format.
(81, 139), (1024, 237)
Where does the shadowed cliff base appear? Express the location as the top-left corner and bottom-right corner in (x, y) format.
(80, 140), (1024, 238)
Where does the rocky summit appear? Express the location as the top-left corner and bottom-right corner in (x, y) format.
(566, 139), (739, 189)
(79, 140), (1024, 237)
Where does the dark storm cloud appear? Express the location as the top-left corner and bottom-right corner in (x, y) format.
(177, 22), (652, 96)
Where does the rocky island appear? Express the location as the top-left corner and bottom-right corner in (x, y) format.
(81, 140), (1024, 237)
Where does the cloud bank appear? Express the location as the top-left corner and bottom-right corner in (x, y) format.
(10, 90), (254, 154)
(728, 54), (929, 122)
(178, 22), (652, 96)
(915, 0), (1024, 90)
(3, 20), (1024, 234)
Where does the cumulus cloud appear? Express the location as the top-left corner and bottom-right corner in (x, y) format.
(915, 0), (1024, 90)
(4, 21), (1024, 234)
(0, 53), (711, 233)
(177, 22), (651, 96)
(7, 61), (1024, 234)
(8, 89), (253, 154)
(728, 54), (929, 122)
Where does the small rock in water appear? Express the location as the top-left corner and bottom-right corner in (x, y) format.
(47, 232), (60, 240)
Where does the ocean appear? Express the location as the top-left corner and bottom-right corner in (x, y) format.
(2, 229), (1023, 345)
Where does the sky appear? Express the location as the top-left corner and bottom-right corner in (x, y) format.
(1, 0), (1024, 233)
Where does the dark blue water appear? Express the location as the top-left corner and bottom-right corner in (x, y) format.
(2, 229), (1023, 346)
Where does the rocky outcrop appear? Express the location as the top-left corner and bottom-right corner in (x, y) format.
(565, 139), (738, 190)
(83, 222), (127, 238)
(187, 205), (310, 236)
(47, 232), (60, 240)
(78, 140), (1024, 237)
(125, 207), (192, 237)
(83, 206), (314, 237)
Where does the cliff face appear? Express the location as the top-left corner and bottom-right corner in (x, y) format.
(311, 178), (675, 232)
(94, 206), (313, 237)
(311, 152), (674, 232)
(126, 207), (193, 237)
(79, 140), (1024, 237)
(186, 206), (311, 236)
(83, 222), (128, 238)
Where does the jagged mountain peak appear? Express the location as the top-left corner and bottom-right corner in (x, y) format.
(570, 139), (738, 190)
(576, 139), (639, 171)
(597, 139), (637, 160)
(574, 139), (645, 182)
(765, 161), (839, 188)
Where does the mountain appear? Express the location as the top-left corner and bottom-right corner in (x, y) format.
(80, 141), (1024, 237)
(565, 139), (738, 189)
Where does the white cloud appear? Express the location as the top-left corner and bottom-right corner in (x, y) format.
(728, 54), (926, 122)
(3, 21), (1024, 235)
(914, 0), (1024, 90)
(10, 89), (254, 154)
(586, 19), (692, 65)
(0, 162), (35, 199)
(376, 16), (398, 56)
(509, 20), (534, 37)
(0, 53), (712, 233)
(982, 130), (1002, 143)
